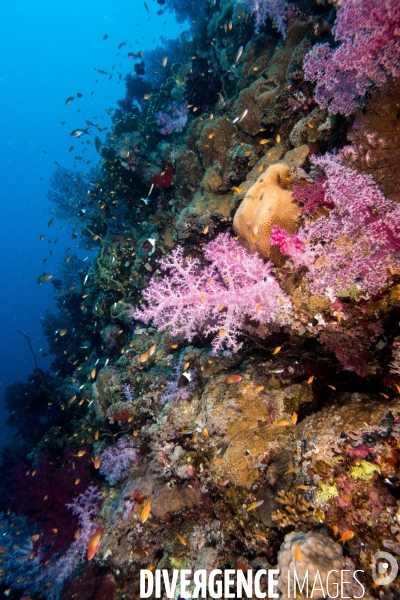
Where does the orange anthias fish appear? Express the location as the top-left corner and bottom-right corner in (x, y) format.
(338, 530), (355, 543)
(176, 534), (187, 545)
(274, 419), (291, 427)
(87, 525), (104, 560)
(224, 374), (243, 386)
(140, 500), (152, 523)
(293, 543), (302, 563)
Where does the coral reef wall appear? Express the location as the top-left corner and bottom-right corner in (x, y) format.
(2, 0), (400, 598)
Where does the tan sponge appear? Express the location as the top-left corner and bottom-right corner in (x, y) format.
(233, 163), (299, 261)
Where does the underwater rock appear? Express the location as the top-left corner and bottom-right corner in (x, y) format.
(233, 163), (299, 261)
(344, 78), (400, 203)
(232, 22), (309, 137)
(299, 392), (400, 469)
(256, 449), (295, 527)
(151, 481), (202, 519)
(289, 108), (332, 148)
(91, 367), (125, 416)
(219, 425), (299, 489)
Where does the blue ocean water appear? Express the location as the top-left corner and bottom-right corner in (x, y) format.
(0, 0), (184, 445)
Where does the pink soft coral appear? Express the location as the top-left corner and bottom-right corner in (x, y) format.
(99, 438), (138, 486)
(133, 233), (292, 353)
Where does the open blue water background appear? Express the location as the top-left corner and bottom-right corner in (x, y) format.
(0, 0), (183, 445)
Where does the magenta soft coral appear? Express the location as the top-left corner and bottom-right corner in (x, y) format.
(133, 233), (293, 353)
(270, 226), (314, 269)
(304, 0), (400, 115)
(293, 177), (332, 216)
(271, 153), (400, 301)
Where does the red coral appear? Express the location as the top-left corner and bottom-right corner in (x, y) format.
(347, 444), (374, 460)
(319, 322), (383, 377)
(7, 446), (94, 559)
(105, 401), (136, 423)
(150, 163), (174, 188)
(63, 564), (116, 600)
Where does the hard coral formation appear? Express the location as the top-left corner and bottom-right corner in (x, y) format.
(233, 163), (300, 262)
(271, 489), (314, 528)
(277, 531), (345, 600)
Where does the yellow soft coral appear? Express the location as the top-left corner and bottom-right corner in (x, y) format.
(233, 163), (299, 262)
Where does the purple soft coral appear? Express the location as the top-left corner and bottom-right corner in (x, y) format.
(42, 486), (102, 596)
(303, 0), (400, 115)
(237, 0), (287, 37)
(155, 101), (188, 135)
(161, 355), (196, 405)
(100, 438), (138, 485)
(133, 233), (292, 353)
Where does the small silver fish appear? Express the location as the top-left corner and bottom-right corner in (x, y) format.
(234, 46), (243, 63)
(239, 108), (248, 122)
(70, 127), (91, 138)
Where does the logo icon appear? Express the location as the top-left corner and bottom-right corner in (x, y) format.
(372, 551), (398, 586)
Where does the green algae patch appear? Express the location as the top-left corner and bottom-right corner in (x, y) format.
(170, 555), (190, 569)
(350, 460), (380, 482)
